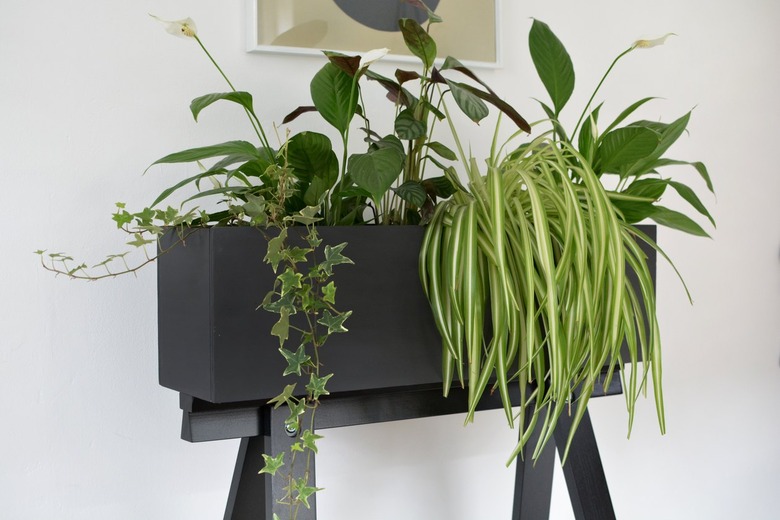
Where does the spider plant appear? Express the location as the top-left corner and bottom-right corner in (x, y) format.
(419, 19), (714, 462)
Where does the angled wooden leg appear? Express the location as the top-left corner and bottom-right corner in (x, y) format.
(225, 406), (317, 520)
(512, 406), (555, 520)
(553, 407), (616, 520)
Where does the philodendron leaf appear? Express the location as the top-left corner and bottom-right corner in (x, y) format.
(189, 91), (255, 122)
(399, 18), (436, 69)
(147, 141), (261, 171)
(529, 19), (574, 115)
(445, 79), (489, 123)
(394, 181), (428, 207)
(597, 126), (659, 175)
(311, 62), (357, 134)
(395, 108), (427, 140)
(349, 147), (404, 204)
(287, 131), (339, 205)
(649, 205), (710, 237)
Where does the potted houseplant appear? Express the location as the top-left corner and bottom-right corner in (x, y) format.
(38, 6), (714, 519)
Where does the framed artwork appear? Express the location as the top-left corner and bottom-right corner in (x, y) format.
(246, 0), (500, 67)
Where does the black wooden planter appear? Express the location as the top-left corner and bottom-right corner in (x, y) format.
(157, 225), (443, 403)
(157, 224), (656, 404)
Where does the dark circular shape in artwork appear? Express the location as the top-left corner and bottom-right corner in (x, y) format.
(332, 0), (441, 32)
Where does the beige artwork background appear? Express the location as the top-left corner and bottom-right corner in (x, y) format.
(254, 0), (498, 64)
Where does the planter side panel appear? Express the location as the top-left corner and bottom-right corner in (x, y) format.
(158, 229), (214, 401)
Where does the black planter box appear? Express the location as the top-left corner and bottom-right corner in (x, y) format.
(157, 224), (656, 404)
(158, 226), (443, 403)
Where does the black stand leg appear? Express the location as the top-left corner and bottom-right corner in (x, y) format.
(512, 407), (555, 519)
(224, 436), (268, 520)
(554, 407), (616, 520)
(225, 406), (317, 520)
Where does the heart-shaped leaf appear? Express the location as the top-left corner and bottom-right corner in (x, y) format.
(348, 147), (404, 204)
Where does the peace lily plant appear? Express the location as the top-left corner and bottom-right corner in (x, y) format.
(38, 7), (713, 519)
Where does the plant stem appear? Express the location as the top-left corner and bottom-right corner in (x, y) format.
(571, 47), (634, 138)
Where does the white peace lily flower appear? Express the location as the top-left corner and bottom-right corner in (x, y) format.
(360, 48), (390, 69)
(632, 33), (675, 49)
(149, 14), (197, 38)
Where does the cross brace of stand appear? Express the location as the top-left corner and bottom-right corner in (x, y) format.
(180, 376), (620, 520)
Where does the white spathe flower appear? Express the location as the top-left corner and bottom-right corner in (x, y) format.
(149, 14), (197, 38)
(632, 33), (675, 49)
(360, 48), (390, 69)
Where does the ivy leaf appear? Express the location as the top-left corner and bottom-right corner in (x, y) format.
(286, 399), (307, 428)
(320, 242), (354, 275)
(258, 452), (285, 476)
(294, 481), (322, 509)
(271, 308), (290, 346)
(306, 373), (333, 400)
(301, 429), (324, 453)
(279, 345), (311, 376)
(264, 228), (288, 272)
(317, 310), (352, 335)
(321, 281), (337, 304)
(268, 383), (297, 409)
(278, 268), (303, 296)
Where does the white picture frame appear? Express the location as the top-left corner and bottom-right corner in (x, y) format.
(245, 0), (501, 68)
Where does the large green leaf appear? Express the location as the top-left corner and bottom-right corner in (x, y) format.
(597, 127), (659, 175)
(147, 141), (261, 171)
(626, 112), (691, 177)
(287, 131), (339, 207)
(348, 147), (404, 204)
(189, 91), (255, 122)
(393, 181), (427, 207)
(667, 180), (715, 226)
(399, 18), (436, 69)
(529, 19), (574, 115)
(310, 63), (357, 134)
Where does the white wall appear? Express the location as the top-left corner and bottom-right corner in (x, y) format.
(1, 1), (778, 519)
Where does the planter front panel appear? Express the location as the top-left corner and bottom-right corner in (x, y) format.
(158, 226), (442, 403)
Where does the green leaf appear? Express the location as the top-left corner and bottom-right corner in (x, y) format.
(624, 178), (668, 200)
(349, 147), (404, 204)
(321, 281), (337, 304)
(445, 80), (489, 123)
(578, 103), (602, 163)
(147, 141), (261, 171)
(258, 452), (285, 476)
(301, 429), (324, 453)
(264, 228), (288, 273)
(422, 176), (457, 199)
(310, 63), (357, 134)
(317, 310), (352, 335)
(393, 181), (428, 207)
(320, 242), (354, 275)
(268, 383), (297, 409)
(271, 308), (290, 346)
(426, 141), (457, 161)
(597, 126), (659, 175)
(189, 91), (255, 122)
(649, 205), (710, 237)
(306, 372), (333, 400)
(278, 268), (303, 296)
(287, 132), (339, 206)
(653, 158), (714, 193)
(394, 108), (427, 140)
(294, 481), (321, 509)
(612, 199), (657, 223)
(602, 97), (658, 135)
(667, 180), (715, 227)
(279, 345), (311, 376)
(399, 18), (437, 69)
(626, 112), (691, 177)
(529, 19), (574, 115)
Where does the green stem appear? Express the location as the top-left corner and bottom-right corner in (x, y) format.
(193, 35), (275, 163)
(571, 47), (634, 138)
